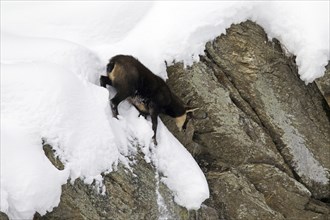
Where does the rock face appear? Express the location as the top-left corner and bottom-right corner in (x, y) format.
(316, 63), (330, 107)
(163, 20), (330, 219)
(1, 20), (329, 220)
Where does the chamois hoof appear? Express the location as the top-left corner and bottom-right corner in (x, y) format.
(111, 111), (119, 119)
(113, 115), (124, 120)
(138, 113), (148, 119)
(152, 137), (158, 146)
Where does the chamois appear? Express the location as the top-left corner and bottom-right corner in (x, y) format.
(100, 55), (188, 145)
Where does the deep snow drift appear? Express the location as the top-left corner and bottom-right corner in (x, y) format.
(1, 1), (329, 219)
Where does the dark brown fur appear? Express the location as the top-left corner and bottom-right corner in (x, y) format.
(100, 55), (187, 144)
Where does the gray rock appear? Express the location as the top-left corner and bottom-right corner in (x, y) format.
(205, 21), (330, 199)
(164, 20), (330, 219)
(33, 152), (190, 220)
(206, 169), (285, 220)
(0, 213), (9, 220)
(316, 63), (330, 107)
(239, 164), (329, 220)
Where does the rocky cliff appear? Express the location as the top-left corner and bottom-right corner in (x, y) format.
(163, 20), (330, 219)
(1, 20), (329, 220)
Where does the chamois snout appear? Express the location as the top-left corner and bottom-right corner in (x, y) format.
(175, 113), (187, 131)
(177, 107), (199, 131)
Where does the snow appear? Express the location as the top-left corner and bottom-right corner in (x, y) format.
(1, 1), (329, 219)
(251, 1), (329, 83)
(155, 170), (173, 220)
(2, 2), (328, 82)
(1, 119), (68, 219)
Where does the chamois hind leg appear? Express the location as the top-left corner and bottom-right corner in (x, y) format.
(149, 104), (159, 145)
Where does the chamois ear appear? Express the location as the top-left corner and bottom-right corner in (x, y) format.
(185, 100), (199, 113)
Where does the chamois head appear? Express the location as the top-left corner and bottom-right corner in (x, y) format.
(175, 107), (199, 132)
(175, 113), (187, 132)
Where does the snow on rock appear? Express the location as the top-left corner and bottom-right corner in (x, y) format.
(1, 60), (120, 219)
(251, 1), (330, 83)
(112, 104), (210, 209)
(1, 119), (69, 219)
(1, 61), (120, 178)
(155, 121), (210, 209)
(1, 1), (329, 219)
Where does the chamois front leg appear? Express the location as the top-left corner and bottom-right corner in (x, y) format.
(138, 112), (149, 119)
(110, 92), (130, 119)
(100, 75), (112, 88)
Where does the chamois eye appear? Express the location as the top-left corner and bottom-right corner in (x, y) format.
(107, 62), (115, 73)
